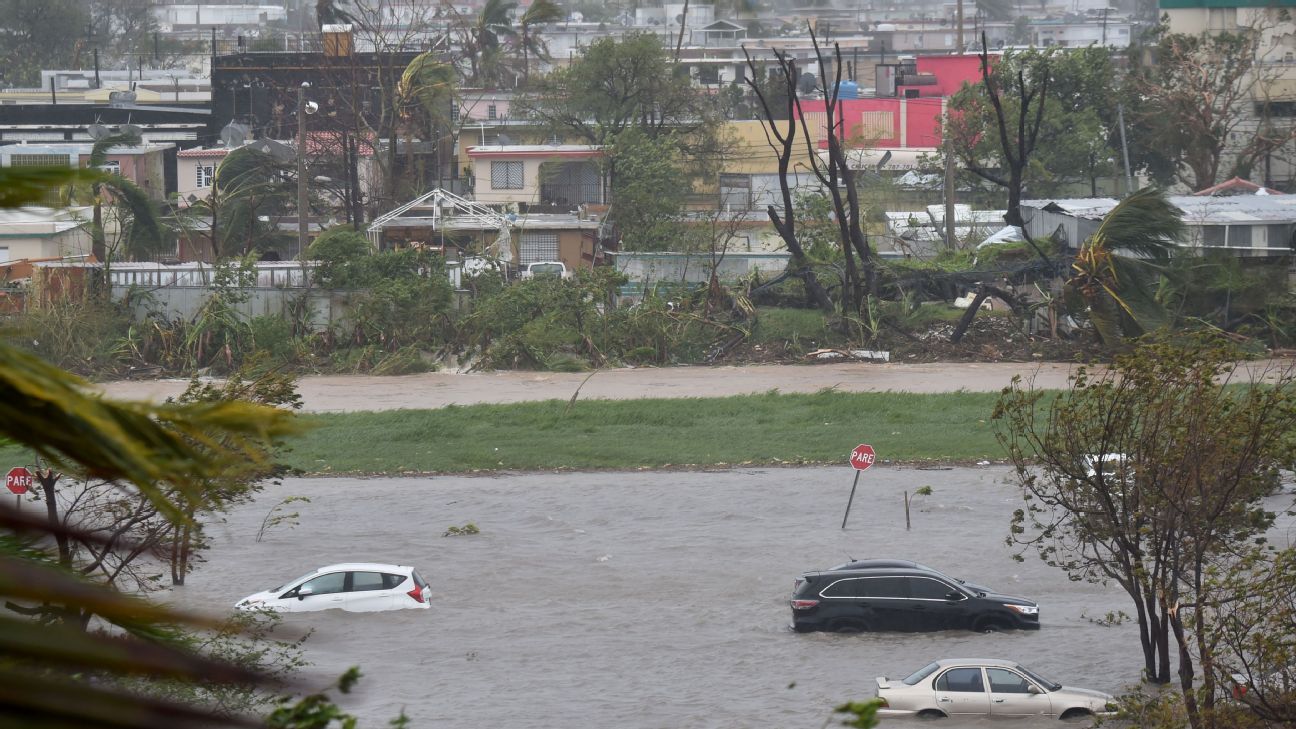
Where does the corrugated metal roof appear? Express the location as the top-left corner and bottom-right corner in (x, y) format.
(1025, 195), (1296, 224)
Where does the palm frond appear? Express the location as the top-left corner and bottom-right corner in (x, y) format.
(109, 178), (165, 259)
(398, 52), (458, 126)
(0, 343), (297, 519)
(89, 133), (143, 170)
(1084, 187), (1185, 261)
(0, 167), (95, 208)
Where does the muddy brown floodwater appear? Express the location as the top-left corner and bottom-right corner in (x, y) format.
(100, 360), (1296, 413)
(164, 465), (1206, 728)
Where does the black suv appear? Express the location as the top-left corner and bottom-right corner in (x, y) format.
(789, 562), (1040, 634)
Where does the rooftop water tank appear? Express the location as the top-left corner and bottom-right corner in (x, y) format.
(836, 80), (859, 100)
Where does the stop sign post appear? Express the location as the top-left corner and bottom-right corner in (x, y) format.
(841, 444), (876, 529)
(6, 467), (32, 495)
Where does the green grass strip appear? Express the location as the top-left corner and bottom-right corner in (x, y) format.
(282, 389), (1012, 475)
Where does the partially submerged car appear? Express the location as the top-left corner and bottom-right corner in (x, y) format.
(790, 562), (1038, 633)
(236, 563), (431, 613)
(875, 658), (1116, 720)
(828, 558), (992, 595)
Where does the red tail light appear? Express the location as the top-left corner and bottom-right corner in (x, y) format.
(791, 599), (820, 610)
(406, 587), (426, 604)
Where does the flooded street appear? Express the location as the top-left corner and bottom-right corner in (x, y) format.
(168, 465), (1172, 728)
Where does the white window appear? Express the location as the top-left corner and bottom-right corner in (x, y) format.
(491, 160), (524, 189)
(520, 233), (559, 265)
(0, 247), (8, 263)
(196, 164), (214, 188)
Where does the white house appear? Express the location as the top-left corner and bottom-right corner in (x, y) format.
(466, 145), (604, 209)
(176, 147), (230, 202)
(0, 207), (94, 263)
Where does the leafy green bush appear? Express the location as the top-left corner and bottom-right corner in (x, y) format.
(307, 225), (370, 263)
(249, 315), (296, 362)
(465, 269), (625, 369)
(15, 297), (134, 375)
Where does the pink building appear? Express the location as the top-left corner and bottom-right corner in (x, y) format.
(800, 54), (992, 150)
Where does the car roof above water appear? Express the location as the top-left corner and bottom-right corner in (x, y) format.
(831, 558), (928, 571)
(310, 562), (413, 573)
(932, 658), (1022, 669)
(806, 566), (948, 578)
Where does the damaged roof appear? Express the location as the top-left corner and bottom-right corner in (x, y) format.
(1023, 195), (1296, 224)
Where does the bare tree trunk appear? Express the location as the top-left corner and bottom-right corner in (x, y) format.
(743, 48), (835, 313)
(38, 470), (69, 568)
(1167, 599), (1203, 729)
(949, 286), (991, 343)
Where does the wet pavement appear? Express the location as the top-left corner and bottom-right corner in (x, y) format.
(166, 465), (1179, 728)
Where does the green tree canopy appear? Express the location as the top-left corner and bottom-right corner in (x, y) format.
(517, 32), (720, 147)
(0, 0), (88, 87)
(945, 47), (1125, 199)
(1131, 24), (1296, 190)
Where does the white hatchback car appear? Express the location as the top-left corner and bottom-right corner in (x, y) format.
(875, 658), (1116, 720)
(235, 563), (431, 613)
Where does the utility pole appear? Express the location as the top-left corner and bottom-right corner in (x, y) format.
(1117, 102), (1133, 194)
(298, 82), (310, 257)
(956, 0), (964, 54)
(944, 137), (957, 249)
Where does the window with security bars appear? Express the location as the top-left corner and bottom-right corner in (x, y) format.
(10, 154), (70, 167)
(196, 165), (214, 188)
(719, 174), (752, 210)
(520, 233), (559, 264)
(491, 160), (524, 189)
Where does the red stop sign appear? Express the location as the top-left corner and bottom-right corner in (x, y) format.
(6, 467), (32, 495)
(849, 444), (876, 471)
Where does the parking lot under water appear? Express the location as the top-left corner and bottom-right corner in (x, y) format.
(170, 466), (1296, 728)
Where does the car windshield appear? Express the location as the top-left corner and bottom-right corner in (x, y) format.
(903, 662), (942, 686)
(273, 571), (318, 592)
(915, 563), (977, 593)
(1019, 665), (1062, 692)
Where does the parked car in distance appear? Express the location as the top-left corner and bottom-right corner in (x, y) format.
(875, 658), (1116, 720)
(235, 563), (431, 613)
(790, 562), (1039, 633)
(519, 261), (571, 279)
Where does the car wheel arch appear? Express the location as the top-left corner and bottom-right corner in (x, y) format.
(826, 617), (870, 633)
(974, 615), (1010, 633)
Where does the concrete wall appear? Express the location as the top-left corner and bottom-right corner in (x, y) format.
(609, 251), (790, 285)
(112, 284), (351, 332)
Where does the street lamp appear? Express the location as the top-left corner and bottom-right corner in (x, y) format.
(297, 81), (318, 257)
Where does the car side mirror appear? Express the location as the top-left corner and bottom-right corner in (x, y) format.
(1028, 684), (1042, 695)
(297, 587), (314, 599)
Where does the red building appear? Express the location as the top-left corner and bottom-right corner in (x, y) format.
(800, 54), (993, 151)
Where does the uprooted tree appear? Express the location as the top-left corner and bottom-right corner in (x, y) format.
(994, 334), (1296, 706)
